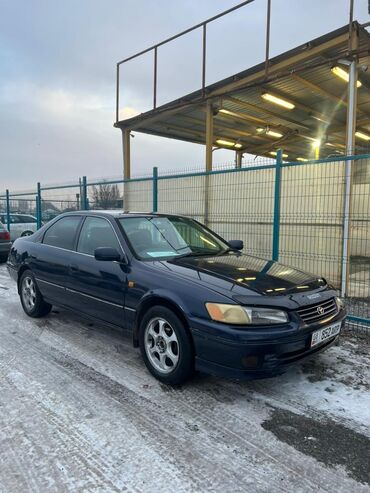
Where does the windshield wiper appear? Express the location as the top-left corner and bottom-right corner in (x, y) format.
(172, 251), (219, 259)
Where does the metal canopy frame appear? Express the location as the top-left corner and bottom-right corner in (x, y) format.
(114, 1), (370, 178)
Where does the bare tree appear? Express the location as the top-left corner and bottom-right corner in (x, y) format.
(90, 183), (122, 209)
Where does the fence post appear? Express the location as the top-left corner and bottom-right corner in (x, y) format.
(82, 176), (88, 210)
(79, 177), (82, 210)
(152, 167), (158, 212)
(36, 182), (42, 229)
(272, 149), (282, 261)
(5, 190), (10, 232)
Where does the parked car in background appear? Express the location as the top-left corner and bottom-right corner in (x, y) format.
(0, 213), (38, 241)
(7, 211), (346, 385)
(0, 222), (11, 262)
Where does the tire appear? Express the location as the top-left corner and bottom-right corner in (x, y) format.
(21, 230), (34, 237)
(139, 306), (194, 385)
(19, 270), (52, 318)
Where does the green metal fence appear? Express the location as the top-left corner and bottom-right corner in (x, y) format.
(1, 153), (369, 331)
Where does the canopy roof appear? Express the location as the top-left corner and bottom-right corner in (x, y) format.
(115, 23), (370, 162)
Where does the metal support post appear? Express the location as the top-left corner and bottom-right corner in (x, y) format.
(202, 24), (207, 93)
(115, 64), (120, 123)
(205, 101), (213, 171)
(341, 58), (358, 296)
(235, 151), (243, 168)
(265, 0), (272, 77)
(272, 149), (282, 261)
(153, 47), (158, 109)
(123, 129), (131, 179)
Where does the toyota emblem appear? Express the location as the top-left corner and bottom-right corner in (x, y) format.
(317, 306), (325, 315)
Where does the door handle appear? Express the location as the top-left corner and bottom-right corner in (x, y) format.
(69, 264), (79, 273)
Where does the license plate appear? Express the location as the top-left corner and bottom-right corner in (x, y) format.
(311, 322), (341, 348)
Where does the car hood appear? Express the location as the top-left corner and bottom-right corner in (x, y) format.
(155, 253), (327, 298)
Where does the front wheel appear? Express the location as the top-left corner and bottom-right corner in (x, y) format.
(19, 270), (52, 318)
(139, 306), (194, 385)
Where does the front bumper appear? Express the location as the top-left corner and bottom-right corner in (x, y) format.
(190, 309), (346, 380)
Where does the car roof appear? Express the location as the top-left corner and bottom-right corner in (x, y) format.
(60, 210), (182, 219)
(3, 213), (35, 217)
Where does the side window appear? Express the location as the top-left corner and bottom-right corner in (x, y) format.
(12, 216), (24, 224)
(20, 215), (36, 223)
(43, 216), (81, 250)
(77, 217), (120, 256)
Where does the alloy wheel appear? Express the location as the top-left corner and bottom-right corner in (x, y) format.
(21, 276), (36, 311)
(144, 317), (179, 374)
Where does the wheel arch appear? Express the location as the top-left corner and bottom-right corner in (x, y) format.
(17, 265), (31, 294)
(133, 295), (193, 349)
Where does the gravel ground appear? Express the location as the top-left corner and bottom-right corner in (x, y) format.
(0, 263), (369, 493)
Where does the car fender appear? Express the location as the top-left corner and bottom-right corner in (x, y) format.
(132, 288), (198, 347)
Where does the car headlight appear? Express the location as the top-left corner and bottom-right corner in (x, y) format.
(205, 303), (288, 325)
(335, 296), (345, 309)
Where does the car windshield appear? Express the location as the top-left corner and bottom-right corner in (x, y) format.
(119, 216), (229, 260)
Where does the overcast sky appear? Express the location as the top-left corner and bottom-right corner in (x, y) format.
(1, 0), (369, 190)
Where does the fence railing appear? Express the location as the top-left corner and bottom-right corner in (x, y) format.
(1, 153), (369, 331)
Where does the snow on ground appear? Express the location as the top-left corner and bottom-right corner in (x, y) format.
(0, 263), (369, 492)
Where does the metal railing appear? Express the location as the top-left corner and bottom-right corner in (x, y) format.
(114, 0), (358, 122)
(115, 0), (257, 121)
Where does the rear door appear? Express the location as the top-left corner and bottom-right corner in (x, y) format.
(66, 216), (127, 327)
(30, 215), (83, 303)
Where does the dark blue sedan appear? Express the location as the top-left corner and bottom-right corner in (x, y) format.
(7, 211), (346, 385)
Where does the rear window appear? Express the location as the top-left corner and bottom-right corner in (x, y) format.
(43, 216), (81, 250)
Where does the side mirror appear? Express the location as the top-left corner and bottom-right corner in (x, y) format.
(228, 240), (243, 250)
(94, 247), (122, 262)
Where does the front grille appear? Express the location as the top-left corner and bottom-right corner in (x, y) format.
(297, 297), (338, 324)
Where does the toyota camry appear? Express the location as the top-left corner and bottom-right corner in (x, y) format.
(7, 211), (346, 385)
